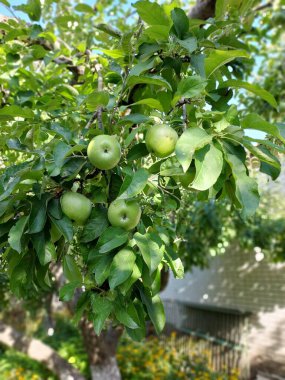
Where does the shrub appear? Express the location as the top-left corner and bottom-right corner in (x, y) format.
(117, 334), (240, 380)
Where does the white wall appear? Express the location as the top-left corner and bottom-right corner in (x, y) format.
(161, 244), (285, 372)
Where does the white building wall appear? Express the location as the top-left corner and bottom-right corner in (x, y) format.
(161, 244), (285, 372)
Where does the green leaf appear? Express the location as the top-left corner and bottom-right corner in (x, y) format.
(48, 198), (62, 220)
(52, 141), (70, 174)
(0, 105), (34, 120)
(28, 195), (49, 234)
(144, 25), (170, 41)
(126, 75), (172, 91)
(63, 256), (82, 283)
(59, 282), (79, 302)
(215, 0), (230, 19)
(14, 0), (41, 21)
(81, 207), (109, 243)
(223, 143), (259, 219)
(0, 1), (10, 6)
(50, 215), (73, 242)
(139, 288), (165, 334)
(177, 37), (198, 54)
(171, 8), (189, 39)
(115, 306), (139, 329)
(241, 114), (285, 142)
(85, 91), (109, 111)
(101, 49), (125, 59)
(91, 294), (113, 335)
(119, 263), (141, 295)
(129, 58), (156, 76)
(118, 168), (149, 199)
(160, 156), (183, 176)
(165, 247), (184, 279)
(75, 3), (94, 13)
(133, 1), (170, 26)
(93, 253), (113, 286)
(8, 216), (28, 253)
(95, 23), (122, 38)
(119, 114), (149, 127)
(242, 141), (281, 180)
(33, 234), (56, 266)
(127, 143), (149, 161)
(172, 76), (207, 106)
(192, 144), (223, 191)
(175, 127), (212, 172)
(109, 248), (136, 289)
(191, 54), (206, 78)
(97, 227), (129, 254)
(134, 232), (164, 274)
(126, 303), (146, 341)
(131, 98), (163, 111)
(205, 50), (249, 78)
(220, 80), (278, 109)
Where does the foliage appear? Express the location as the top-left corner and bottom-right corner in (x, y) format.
(236, 1), (285, 124)
(0, 0), (284, 339)
(177, 167), (285, 270)
(36, 316), (89, 377)
(0, 344), (56, 380)
(117, 334), (240, 380)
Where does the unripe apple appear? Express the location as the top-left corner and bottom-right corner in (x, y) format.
(87, 135), (121, 170)
(108, 199), (141, 231)
(145, 124), (178, 158)
(60, 192), (92, 225)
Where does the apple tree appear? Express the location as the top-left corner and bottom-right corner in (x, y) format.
(0, 0), (284, 379)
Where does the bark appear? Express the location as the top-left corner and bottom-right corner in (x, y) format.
(0, 321), (86, 380)
(80, 318), (122, 380)
(189, 0), (216, 20)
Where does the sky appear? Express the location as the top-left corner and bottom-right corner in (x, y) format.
(0, 0), (267, 139)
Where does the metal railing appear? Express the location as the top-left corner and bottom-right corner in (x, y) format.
(163, 299), (251, 379)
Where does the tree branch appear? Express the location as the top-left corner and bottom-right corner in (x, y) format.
(189, 0), (216, 20)
(85, 111), (98, 129)
(254, 2), (272, 12)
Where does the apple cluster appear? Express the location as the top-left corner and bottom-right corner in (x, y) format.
(60, 124), (190, 228)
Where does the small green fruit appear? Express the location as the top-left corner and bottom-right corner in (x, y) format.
(60, 192), (92, 225)
(87, 135), (121, 170)
(145, 124), (178, 158)
(108, 199), (141, 231)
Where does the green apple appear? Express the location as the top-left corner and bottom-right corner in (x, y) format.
(60, 192), (92, 225)
(145, 124), (178, 158)
(108, 199), (141, 231)
(87, 134), (121, 170)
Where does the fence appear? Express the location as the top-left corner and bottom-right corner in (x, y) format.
(163, 299), (251, 379)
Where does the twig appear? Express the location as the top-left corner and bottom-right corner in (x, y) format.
(253, 2), (272, 12)
(94, 62), (104, 131)
(182, 99), (187, 130)
(85, 111), (98, 129)
(3, 6), (19, 21)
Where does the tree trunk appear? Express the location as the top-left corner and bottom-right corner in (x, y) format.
(80, 318), (122, 380)
(189, 0), (216, 19)
(0, 321), (86, 380)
